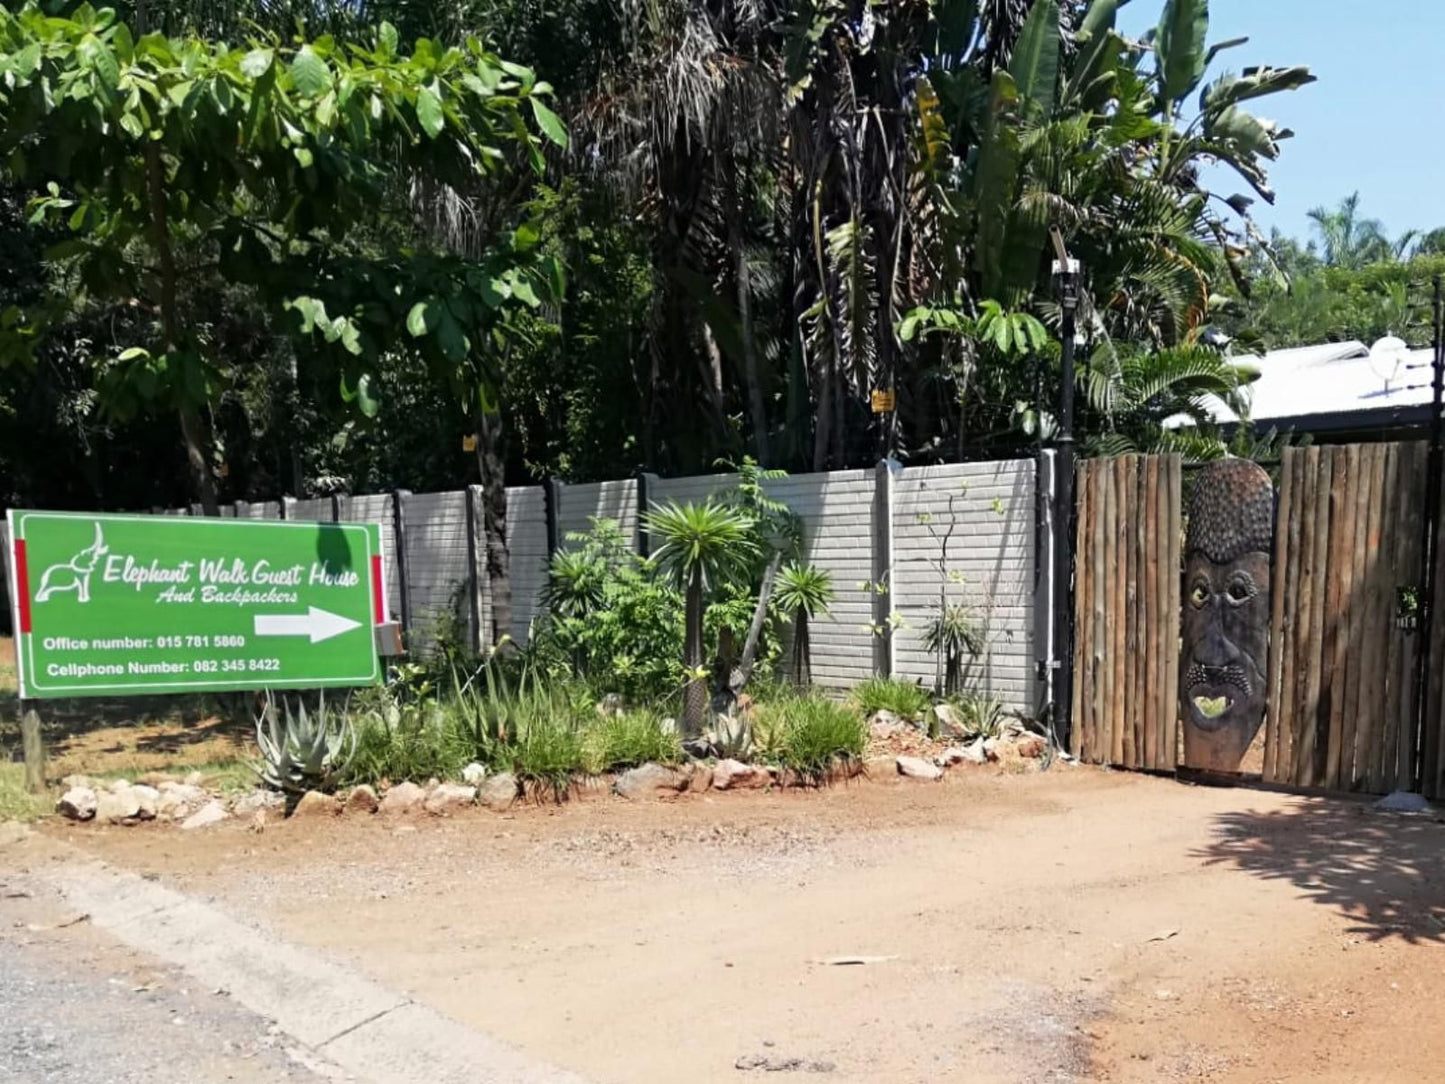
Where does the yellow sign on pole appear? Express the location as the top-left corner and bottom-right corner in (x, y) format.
(462, 434), (478, 453)
(870, 389), (896, 414)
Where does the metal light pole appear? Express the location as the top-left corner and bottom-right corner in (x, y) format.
(1050, 229), (1081, 752)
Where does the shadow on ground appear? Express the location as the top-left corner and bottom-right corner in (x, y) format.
(1195, 798), (1445, 944)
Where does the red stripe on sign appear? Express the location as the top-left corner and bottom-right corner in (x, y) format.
(371, 555), (385, 624)
(14, 539), (31, 634)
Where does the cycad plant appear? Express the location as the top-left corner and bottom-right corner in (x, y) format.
(774, 563), (834, 688)
(254, 691), (356, 796)
(924, 602), (984, 698)
(643, 498), (758, 734)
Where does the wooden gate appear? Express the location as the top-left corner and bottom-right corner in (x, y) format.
(1262, 444), (1426, 792)
(1071, 454), (1181, 769)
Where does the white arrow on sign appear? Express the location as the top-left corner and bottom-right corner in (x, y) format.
(253, 606), (363, 644)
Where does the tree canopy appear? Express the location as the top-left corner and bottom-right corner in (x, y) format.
(0, 0), (1325, 522)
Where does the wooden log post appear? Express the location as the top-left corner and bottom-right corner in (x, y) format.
(21, 701), (44, 794)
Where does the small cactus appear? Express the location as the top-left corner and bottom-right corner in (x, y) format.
(254, 691), (355, 795)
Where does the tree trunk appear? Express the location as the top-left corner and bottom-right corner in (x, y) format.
(144, 138), (218, 515)
(475, 408), (512, 651)
(812, 365), (834, 473)
(729, 551), (781, 698)
(793, 610), (811, 689)
(683, 565), (707, 735)
(729, 153), (769, 465)
(178, 405), (219, 515)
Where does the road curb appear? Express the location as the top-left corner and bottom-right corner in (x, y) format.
(50, 857), (587, 1084)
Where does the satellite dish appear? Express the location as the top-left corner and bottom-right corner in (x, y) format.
(1369, 335), (1410, 391)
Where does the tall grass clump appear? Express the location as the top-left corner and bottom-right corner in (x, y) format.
(760, 694), (867, 785)
(850, 677), (931, 721)
(345, 694), (468, 786)
(583, 709), (681, 775)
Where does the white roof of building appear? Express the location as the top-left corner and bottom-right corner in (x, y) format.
(1168, 339), (1437, 429)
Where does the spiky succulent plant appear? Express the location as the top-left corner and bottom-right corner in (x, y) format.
(254, 691), (356, 794)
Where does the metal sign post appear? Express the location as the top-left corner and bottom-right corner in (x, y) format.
(7, 511), (385, 700)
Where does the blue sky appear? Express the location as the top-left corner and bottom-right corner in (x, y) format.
(1118, 0), (1445, 244)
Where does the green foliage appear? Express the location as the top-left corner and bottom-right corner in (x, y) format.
(850, 677), (932, 721)
(254, 691), (356, 794)
(945, 690), (1007, 741)
(347, 691), (468, 785)
(923, 602), (984, 696)
(775, 564), (834, 619)
(582, 709), (681, 774)
(645, 499), (759, 589)
(762, 694), (867, 784)
(532, 519), (685, 701)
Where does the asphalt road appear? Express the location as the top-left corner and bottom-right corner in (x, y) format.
(0, 867), (339, 1084)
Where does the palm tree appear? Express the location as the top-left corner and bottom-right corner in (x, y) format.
(1307, 193), (1415, 268)
(643, 499), (759, 734)
(774, 563), (834, 687)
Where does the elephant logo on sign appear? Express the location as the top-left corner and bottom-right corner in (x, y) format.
(35, 523), (109, 604)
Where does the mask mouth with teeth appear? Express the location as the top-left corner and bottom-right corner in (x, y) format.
(1180, 460), (1274, 774)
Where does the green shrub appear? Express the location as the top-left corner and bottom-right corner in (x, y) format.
(583, 709), (680, 774)
(850, 677), (932, 721)
(511, 716), (585, 801)
(947, 690), (1007, 741)
(346, 696), (467, 785)
(254, 691), (356, 795)
(761, 694), (867, 784)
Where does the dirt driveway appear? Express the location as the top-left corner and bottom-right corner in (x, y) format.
(49, 769), (1445, 1083)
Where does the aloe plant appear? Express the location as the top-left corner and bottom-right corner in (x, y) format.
(713, 712), (754, 761)
(254, 691), (356, 795)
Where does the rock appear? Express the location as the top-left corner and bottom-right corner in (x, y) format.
(867, 709), (902, 737)
(982, 738), (1001, 762)
(1014, 733), (1047, 759)
(864, 755), (899, 778)
(183, 771), (205, 788)
(424, 783), (477, 815)
(180, 801), (229, 831)
(936, 747), (969, 767)
(659, 716), (678, 736)
(345, 784), (380, 814)
(931, 703), (965, 737)
(615, 762), (687, 799)
(96, 787), (143, 824)
(896, 755), (943, 782)
(460, 762), (488, 785)
(379, 781), (426, 815)
(683, 762), (712, 794)
(682, 736), (714, 760)
(291, 790), (341, 818)
(57, 786), (97, 822)
(477, 772), (519, 811)
(712, 759), (772, 791)
(232, 789), (285, 816)
(105, 778), (133, 794)
(596, 693), (625, 718)
(961, 738), (989, 765)
(131, 784), (159, 821)
(1374, 790), (1434, 813)
(156, 782), (210, 821)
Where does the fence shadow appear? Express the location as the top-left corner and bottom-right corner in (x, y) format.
(1193, 798), (1445, 944)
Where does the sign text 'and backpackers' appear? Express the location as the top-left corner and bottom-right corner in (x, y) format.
(5, 511), (385, 699)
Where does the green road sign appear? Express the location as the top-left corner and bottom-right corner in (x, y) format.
(5, 511), (385, 699)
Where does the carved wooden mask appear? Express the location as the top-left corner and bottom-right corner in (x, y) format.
(1181, 459), (1274, 773)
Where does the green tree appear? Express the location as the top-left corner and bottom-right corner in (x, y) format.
(1306, 192), (1416, 269)
(644, 499), (758, 734)
(774, 562), (833, 687)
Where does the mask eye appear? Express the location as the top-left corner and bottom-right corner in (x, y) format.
(1189, 582), (1210, 608)
(1226, 574), (1256, 604)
